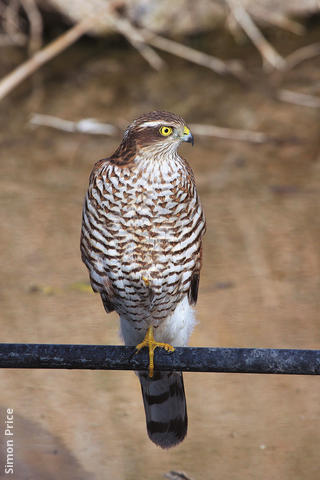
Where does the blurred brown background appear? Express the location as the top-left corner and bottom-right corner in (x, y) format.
(0, 1), (320, 479)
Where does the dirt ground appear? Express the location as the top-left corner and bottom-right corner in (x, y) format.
(0, 27), (320, 479)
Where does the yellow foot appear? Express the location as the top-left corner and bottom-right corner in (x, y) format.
(135, 326), (175, 378)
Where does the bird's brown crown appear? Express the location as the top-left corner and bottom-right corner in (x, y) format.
(110, 111), (189, 166)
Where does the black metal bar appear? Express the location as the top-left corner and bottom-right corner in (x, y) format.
(0, 343), (319, 374)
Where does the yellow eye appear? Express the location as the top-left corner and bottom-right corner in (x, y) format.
(159, 126), (173, 137)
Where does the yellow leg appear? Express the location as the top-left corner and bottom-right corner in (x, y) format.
(135, 326), (175, 378)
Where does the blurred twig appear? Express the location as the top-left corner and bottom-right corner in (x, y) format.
(0, 16), (95, 101)
(277, 89), (320, 108)
(141, 28), (247, 81)
(225, 0), (286, 70)
(284, 42), (320, 70)
(190, 123), (270, 143)
(0, 0), (27, 46)
(108, 14), (164, 70)
(3, 0), (21, 38)
(20, 0), (43, 54)
(30, 113), (118, 135)
(250, 6), (305, 35)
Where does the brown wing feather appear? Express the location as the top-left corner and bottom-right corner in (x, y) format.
(188, 272), (200, 305)
(188, 240), (204, 306)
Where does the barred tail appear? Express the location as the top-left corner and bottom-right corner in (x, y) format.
(139, 371), (188, 449)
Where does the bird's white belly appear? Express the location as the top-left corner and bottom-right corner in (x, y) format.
(119, 295), (196, 347)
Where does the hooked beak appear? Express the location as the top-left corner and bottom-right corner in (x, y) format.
(182, 126), (194, 146)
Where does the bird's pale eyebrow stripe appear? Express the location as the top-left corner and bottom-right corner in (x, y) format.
(138, 120), (172, 128)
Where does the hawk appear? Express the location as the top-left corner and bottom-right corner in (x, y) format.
(81, 111), (206, 448)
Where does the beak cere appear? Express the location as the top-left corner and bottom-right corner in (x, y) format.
(182, 126), (194, 146)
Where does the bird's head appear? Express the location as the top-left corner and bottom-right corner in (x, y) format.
(112, 111), (193, 165)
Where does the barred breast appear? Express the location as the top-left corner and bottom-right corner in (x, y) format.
(81, 153), (205, 329)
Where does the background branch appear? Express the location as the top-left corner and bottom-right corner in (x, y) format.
(277, 89), (320, 108)
(141, 28), (247, 81)
(0, 16), (96, 101)
(225, 0), (286, 70)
